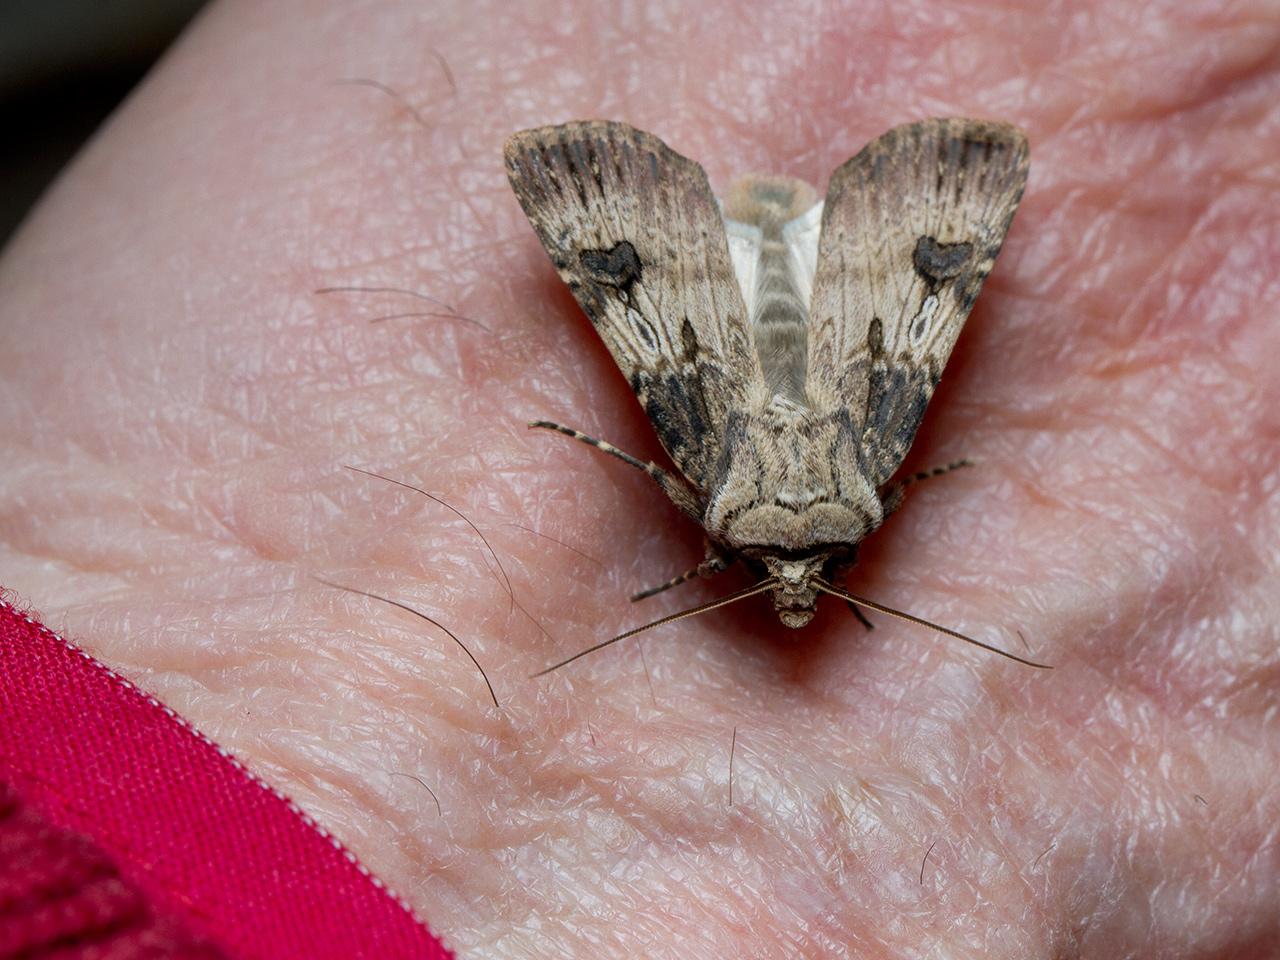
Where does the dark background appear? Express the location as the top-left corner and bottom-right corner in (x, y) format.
(1, 0), (208, 246)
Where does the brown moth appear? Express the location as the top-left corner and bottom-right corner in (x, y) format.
(504, 119), (1046, 673)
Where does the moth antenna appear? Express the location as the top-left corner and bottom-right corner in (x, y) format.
(814, 580), (1053, 670)
(315, 577), (500, 708)
(531, 578), (779, 678)
(333, 78), (431, 132)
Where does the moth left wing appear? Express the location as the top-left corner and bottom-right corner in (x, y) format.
(505, 121), (766, 492)
(807, 118), (1029, 487)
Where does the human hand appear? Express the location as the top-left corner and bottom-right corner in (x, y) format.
(2, 0), (1277, 955)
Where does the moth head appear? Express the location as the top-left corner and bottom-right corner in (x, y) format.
(758, 552), (830, 628)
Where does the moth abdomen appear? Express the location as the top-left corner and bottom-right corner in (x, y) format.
(723, 175), (820, 403)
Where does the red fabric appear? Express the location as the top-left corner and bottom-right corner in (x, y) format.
(0, 780), (229, 959)
(0, 598), (454, 960)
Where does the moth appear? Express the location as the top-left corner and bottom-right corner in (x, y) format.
(504, 118), (1046, 673)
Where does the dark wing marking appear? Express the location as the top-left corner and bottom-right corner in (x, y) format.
(505, 121), (765, 492)
(806, 118), (1029, 486)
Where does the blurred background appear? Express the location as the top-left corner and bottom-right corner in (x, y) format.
(1, 0), (207, 246)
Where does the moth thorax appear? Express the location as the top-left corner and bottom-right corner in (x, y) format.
(722, 175), (818, 236)
(761, 554), (824, 629)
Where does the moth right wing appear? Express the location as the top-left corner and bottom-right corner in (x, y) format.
(807, 118), (1030, 487)
(505, 122), (766, 493)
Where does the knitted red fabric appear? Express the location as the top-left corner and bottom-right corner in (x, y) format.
(0, 598), (454, 960)
(0, 780), (229, 959)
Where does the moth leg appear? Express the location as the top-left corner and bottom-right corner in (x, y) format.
(630, 545), (734, 602)
(879, 459), (974, 516)
(631, 567), (700, 602)
(529, 420), (703, 520)
(846, 601), (875, 632)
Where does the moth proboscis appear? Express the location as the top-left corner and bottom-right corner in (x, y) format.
(504, 118), (1049, 675)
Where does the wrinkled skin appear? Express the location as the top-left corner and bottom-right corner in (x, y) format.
(2, 0), (1279, 956)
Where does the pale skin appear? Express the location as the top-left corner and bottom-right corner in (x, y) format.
(1, 0), (1278, 956)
